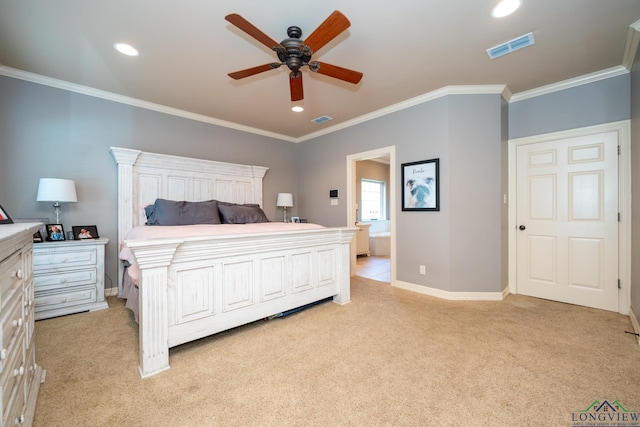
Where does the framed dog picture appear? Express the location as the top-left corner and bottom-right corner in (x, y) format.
(402, 158), (440, 211)
(72, 225), (99, 240)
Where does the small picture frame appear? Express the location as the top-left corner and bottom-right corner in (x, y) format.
(0, 204), (13, 224)
(402, 158), (440, 211)
(291, 216), (300, 223)
(46, 224), (66, 241)
(72, 225), (99, 240)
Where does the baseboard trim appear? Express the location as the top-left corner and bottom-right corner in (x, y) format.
(105, 287), (119, 297)
(394, 280), (504, 301)
(629, 306), (640, 346)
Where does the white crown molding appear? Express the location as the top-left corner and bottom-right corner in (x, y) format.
(298, 84), (509, 142)
(509, 66), (629, 103)
(0, 65), (297, 143)
(622, 19), (640, 71)
(0, 61), (632, 142)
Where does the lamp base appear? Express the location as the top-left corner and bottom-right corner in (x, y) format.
(283, 206), (288, 223)
(53, 202), (62, 224)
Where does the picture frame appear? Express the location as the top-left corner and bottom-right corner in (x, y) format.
(0, 204), (13, 224)
(401, 158), (440, 211)
(291, 216), (300, 223)
(72, 225), (99, 240)
(46, 224), (66, 241)
(14, 218), (49, 243)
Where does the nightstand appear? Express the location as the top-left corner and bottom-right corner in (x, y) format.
(32, 238), (108, 320)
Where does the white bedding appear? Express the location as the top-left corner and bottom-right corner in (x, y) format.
(119, 222), (325, 284)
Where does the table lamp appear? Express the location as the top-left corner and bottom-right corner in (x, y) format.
(36, 178), (78, 224)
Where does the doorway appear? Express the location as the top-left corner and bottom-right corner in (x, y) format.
(347, 146), (396, 284)
(508, 121), (630, 314)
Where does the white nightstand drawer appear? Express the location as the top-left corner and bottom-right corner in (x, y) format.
(34, 286), (97, 312)
(34, 268), (97, 291)
(32, 238), (108, 319)
(33, 247), (97, 271)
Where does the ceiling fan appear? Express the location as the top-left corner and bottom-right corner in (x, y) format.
(225, 10), (363, 102)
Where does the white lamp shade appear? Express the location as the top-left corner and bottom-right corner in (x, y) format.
(276, 193), (293, 207)
(36, 178), (78, 203)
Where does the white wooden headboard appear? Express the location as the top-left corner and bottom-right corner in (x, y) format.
(110, 147), (269, 294)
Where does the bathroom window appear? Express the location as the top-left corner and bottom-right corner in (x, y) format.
(361, 179), (385, 220)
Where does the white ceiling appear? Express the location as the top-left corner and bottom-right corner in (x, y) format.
(1, 1), (639, 142)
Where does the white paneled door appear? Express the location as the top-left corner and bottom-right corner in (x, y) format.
(516, 131), (619, 311)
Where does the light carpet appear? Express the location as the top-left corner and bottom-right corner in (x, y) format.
(33, 276), (640, 426)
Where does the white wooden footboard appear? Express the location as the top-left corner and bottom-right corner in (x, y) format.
(126, 227), (356, 378)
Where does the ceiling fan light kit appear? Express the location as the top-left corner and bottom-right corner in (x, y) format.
(225, 10), (363, 102)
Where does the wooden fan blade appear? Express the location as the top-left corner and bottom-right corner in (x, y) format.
(290, 73), (304, 101)
(303, 10), (351, 53)
(228, 63), (279, 80)
(225, 13), (281, 50)
(313, 62), (363, 84)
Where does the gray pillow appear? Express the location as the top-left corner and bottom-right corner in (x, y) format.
(148, 199), (221, 226)
(218, 204), (270, 224)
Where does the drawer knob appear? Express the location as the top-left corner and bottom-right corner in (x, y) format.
(14, 414), (25, 425)
(11, 269), (23, 279)
(12, 318), (23, 328)
(13, 365), (25, 376)
(60, 278), (67, 283)
(0, 348), (7, 360)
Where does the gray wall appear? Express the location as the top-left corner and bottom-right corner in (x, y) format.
(0, 70), (633, 300)
(509, 74), (631, 139)
(297, 94), (505, 293)
(0, 76), (299, 292)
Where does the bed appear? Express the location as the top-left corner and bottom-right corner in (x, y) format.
(111, 147), (357, 378)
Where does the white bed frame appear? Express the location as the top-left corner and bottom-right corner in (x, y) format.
(110, 147), (356, 378)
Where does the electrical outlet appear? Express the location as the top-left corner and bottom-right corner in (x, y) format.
(419, 265), (426, 275)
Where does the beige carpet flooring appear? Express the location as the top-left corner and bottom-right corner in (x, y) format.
(33, 276), (640, 426)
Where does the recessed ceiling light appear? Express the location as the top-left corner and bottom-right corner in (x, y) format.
(292, 106), (304, 112)
(491, 0), (522, 18)
(114, 43), (140, 56)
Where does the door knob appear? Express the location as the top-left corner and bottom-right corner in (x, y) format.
(519, 225), (526, 230)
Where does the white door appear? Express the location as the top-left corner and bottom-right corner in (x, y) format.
(516, 131), (619, 311)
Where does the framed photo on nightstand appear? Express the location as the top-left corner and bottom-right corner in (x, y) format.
(46, 224), (65, 241)
(72, 225), (99, 240)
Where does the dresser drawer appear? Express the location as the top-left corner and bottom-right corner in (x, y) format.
(34, 286), (97, 312)
(34, 268), (97, 291)
(1, 293), (24, 371)
(0, 252), (22, 309)
(1, 329), (25, 423)
(33, 246), (97, 271)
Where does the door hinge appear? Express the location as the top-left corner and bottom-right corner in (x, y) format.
(618, 212), (621, 222)
(618, 145), (621, 155)
(618, 279), (621, 289)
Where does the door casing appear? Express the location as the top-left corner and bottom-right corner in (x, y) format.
(508, 120), (631, 315)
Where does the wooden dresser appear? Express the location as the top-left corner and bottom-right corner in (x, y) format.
(33, 238), (108, 320)
(0, 224), (45, 426)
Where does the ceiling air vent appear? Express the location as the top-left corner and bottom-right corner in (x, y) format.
(311, 115), (333, 124)
(486, 32), (535, 59)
